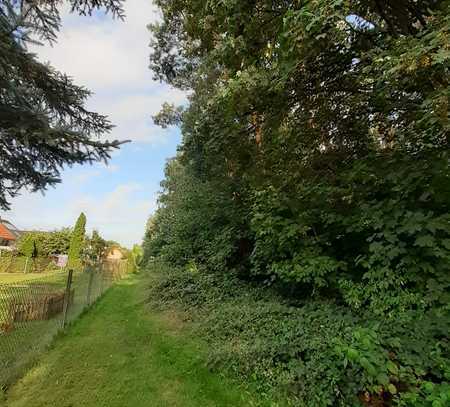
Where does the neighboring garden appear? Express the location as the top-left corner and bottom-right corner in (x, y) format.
(0, 213), (141, 277)
(0, 212), (141, 391)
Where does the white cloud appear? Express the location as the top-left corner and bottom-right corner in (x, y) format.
(35, 1), (159, 90)
(69, 183), (156, 246)
(90, 90), (186, 143)
(104, 164), (119, 173)
(69, 168), (102, 185)
(32, 0), (187, 144)
(94, 91), (186, 122)
(64, 162), (121, 186)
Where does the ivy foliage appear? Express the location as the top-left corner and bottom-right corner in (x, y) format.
(145, 0), (450, 405)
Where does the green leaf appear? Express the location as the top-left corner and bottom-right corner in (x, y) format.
(387, 361), (398, 375)
(347, 348), (359, 361)
(376, 373), (389, 386)
(387, 384), (397, 394)
(442, 239), (450, 250)
(423, 382), (435, 393)
(415, 235), (435, 247)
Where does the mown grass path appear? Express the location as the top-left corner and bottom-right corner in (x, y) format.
(3, 274), (263, 407)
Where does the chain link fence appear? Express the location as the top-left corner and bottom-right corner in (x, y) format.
(0, 260), (129, 390)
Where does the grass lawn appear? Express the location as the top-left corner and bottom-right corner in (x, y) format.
(3, 274), (270, 407)
(0, 271), (84, 388)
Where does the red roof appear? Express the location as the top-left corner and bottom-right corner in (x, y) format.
(0, 223), (16, 241)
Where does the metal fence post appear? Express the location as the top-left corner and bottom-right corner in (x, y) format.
(86, 266), (95, 306)
(61, 269), (73, 329)
(100, 263), (105, 294)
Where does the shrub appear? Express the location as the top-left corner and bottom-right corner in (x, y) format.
(17, 229), (71, 258)
(146, 261), (450, 406)
(250, 152), (450, 316)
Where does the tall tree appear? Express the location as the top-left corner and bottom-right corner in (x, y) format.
(0, 0), (126, 209)
(67, 212), (86, 270)
(83, 229), (107, 266)
(148, 0), (450, 310)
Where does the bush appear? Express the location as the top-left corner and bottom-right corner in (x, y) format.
(250, 152), (450, 316)
(17, 229), (71, 258)
(146, 261), (450, 406)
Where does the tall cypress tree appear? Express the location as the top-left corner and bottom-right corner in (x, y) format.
(68, 212), (87, 271)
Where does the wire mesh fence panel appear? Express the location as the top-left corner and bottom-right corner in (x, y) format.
(65, 270), (89, 324)
(0, 272), (67, 388)
(0, 260), (129, 389)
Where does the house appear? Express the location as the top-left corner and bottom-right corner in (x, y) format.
(0, 218), (22, 250)
(106, 246), (125, 261)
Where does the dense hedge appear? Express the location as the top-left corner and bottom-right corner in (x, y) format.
(17, 229), (71, 257)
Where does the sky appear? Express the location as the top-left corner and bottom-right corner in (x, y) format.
(1, 1), (185, 248)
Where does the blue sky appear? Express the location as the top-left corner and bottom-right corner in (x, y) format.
(1, 0), (185, 247)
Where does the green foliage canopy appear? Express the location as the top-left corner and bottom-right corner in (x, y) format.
(83, 229), (107, 266)
(17, 228), (71, 257)
(147, 0), (450, 309)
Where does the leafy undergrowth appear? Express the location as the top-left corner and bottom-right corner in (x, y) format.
(147, 261), (450, 407)
(3, 274), (268, 407)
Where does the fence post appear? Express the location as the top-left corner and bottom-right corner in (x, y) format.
(86, 266), (95, 306)
(99, 263), (105, 294)
(61, 269), (73, 329)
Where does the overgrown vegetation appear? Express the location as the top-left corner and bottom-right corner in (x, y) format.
(144, 1), (450, 405)
(147, 261), (450, 406)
